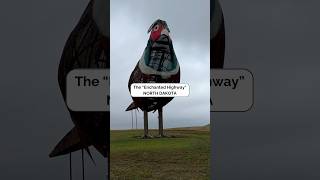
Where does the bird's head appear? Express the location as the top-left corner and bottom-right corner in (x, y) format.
(147, 19), (170, 41)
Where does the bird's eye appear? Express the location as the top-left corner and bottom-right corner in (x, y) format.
(153, 25), (159, 31)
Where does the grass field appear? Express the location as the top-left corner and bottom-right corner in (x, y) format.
(110, 127), (210, 180)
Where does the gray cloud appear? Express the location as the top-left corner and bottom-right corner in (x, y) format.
(111, 0), (210, 48)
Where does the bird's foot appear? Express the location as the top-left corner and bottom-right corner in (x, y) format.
(156, 134), (168, 138)
(141, 135), (153, 139)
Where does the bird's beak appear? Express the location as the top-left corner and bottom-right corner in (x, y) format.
(161, 28), (170, 37)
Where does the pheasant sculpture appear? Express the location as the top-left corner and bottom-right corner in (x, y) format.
(126, 19), (180, 138)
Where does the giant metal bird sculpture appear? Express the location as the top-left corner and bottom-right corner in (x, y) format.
(126, 19), (180, 138)
(211, 0), (225, 68)
(50, 0), (109, 160)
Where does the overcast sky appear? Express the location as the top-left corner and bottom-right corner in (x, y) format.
(110, 0), (210, 129)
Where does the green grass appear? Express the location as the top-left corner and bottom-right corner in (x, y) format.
(110, 128), (210, 180)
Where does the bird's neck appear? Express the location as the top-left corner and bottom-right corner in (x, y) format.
(93, 0), (109, 37)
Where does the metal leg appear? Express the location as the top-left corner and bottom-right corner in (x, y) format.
(158, 108), (164, 137)
(144, 111), (149, 138)
(82, 149), (85, 180)
(131, 110), (134, 129)
(69, 153), (72, 180)
(135, 109), (138, 129)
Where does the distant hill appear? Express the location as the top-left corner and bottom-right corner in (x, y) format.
(169, 124), (210, 131)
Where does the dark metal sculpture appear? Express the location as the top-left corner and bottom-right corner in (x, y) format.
(126, 19), (180, 138)
(50, 0), (109, 160)
(211, 0), (225, 69)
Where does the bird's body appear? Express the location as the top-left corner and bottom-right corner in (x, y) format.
(50, 0), (109, 158)
(127, 20), (180, 112)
